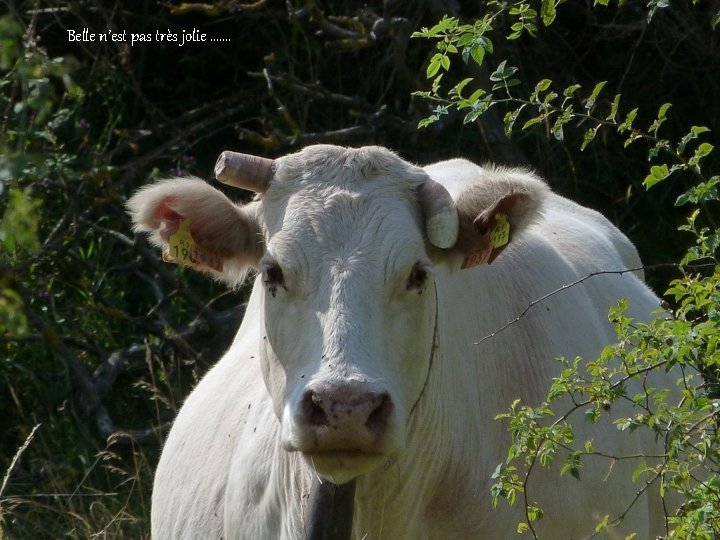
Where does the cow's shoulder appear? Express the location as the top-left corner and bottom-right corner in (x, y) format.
(532, 193), (643, 278)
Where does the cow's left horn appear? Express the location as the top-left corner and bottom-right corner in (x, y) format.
(419, 179), (459, 249)
(214, 151), (274, 193)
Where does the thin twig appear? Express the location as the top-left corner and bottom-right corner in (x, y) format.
(474, 262), (717, 346)
(476, 266), (647, 345)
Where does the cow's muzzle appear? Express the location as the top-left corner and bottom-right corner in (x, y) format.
(302, 385), (392, 443)
(289, 381), (398, 481)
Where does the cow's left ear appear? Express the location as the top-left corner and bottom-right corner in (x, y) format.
(453, 168), (549, 269)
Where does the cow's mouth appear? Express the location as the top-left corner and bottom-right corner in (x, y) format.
(303, 450), (386, 483)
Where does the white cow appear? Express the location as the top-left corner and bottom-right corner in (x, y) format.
(129, 145), (668, 539)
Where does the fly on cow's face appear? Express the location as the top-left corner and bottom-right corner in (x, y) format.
(262, 262), (285, 297)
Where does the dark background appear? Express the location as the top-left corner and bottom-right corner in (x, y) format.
(1, 0), (718, 537)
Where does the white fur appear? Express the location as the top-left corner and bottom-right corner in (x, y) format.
(134, 146), (670, 539)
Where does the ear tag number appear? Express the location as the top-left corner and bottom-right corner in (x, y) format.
(491, 213), (510, 249)
(162, 220), (224, 272)
(163, 220), (194, 265)
(460, 212), (512, 270)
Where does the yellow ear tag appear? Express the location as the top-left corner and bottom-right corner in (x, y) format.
(163, 220), (194, 265)
(491, 213), (511, 249)
(162, 220), (224, 272)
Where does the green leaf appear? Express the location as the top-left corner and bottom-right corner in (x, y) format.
(585, 81), (607, 112)
(470, 44), (486, 65)
(468, 88), (485, 102)
(489, 61), (506, 81)
(490, 60), (518, 81)
(696, 142), (714, 158)
(461, 36), (486, 55)
(618, 107), (638, 134)
(457, 33), (475, 48)
(418, 117), (436, 129)
(643, 163), (670, 188)
(607, 93), (621, 122)
(440, 54), (450, 71)
(527, 504), (544, 522)
(563, 84), (581, 98)
(431, 73), (443, 93)
(450, 77), (473, 97)
(541, 0), (556, 25)
(688, 142), (715, 169)
(657, 102), (672, 119)
(531, 79), (552, 101)
(581, 125), (600, 151)
(504, 109), (521, 136)
(523, 116), (545, 130)
(649, 102), (672, 135)
(426, 56), (441, 78)
(482, 36), (494, 55)
(675, 191), (692, 207)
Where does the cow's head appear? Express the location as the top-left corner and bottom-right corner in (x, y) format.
(128, 145), (546, 484)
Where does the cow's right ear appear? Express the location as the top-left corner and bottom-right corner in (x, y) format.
(452, 168), (549, 269)
(127, 177), (264, 286)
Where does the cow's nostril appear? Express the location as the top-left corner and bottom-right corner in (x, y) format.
(365, 394), (392, 437)
(301, 391), (329, 427)
(300, 387), (393, 441)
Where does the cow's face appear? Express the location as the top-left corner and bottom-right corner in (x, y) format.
(128, 144), (545, 484)
(257, 147), (438, 482)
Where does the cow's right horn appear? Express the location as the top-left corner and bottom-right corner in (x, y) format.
(214, 151), (274, 193)
(418, 178), (459, 249)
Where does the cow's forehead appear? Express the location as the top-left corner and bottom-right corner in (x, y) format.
(271, 145), (426, 194)
(260, 145), (428, 266)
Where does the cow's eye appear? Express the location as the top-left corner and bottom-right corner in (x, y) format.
(406, 262), (429, 292)
(263, 263), (285, 296)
